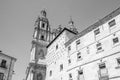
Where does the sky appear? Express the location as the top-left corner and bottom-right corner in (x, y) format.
(0, 0), (120, 80)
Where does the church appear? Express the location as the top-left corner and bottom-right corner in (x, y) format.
(25, 7), (120, 80)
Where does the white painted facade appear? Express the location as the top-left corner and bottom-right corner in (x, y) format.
(0, 51), (16, 80)
(66, 8), (120, 80)
(46, 7), (120, 80)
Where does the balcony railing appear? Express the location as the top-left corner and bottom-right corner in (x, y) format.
(99, 75), (109, 80)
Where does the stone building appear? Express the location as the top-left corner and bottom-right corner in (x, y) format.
(0, 51), (16, 80)
(65, 7), (120, 80)
(26, 7), (120, 80)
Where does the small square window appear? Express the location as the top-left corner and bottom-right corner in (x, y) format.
(76, 40), (80, 45)
(108, 19), (116, 27)
(113, 37), (119, 44)
(94, 28), (100, 35)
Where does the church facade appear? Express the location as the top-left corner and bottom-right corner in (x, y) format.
(26, 7), (120, 80)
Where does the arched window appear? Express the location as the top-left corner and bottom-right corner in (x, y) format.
(37, 73), (42, 80)
(41, 35), (44, 40)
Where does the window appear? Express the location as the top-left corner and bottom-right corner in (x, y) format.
(96, 42), (103, 52)
(113, 37), (119, 44)
(94, 28), (100, 35)
(117, 58), (120, 65)
(77, 52), (82, 60)
(0, 73), (4, 80)
(60, 64), (63, 71)
(115, 58), (120, 69)
(56, 45), (58, 50)
(42, 23), (45, 28)
(50, 70), (52, 76)
(41, 35), (44, 40)
(68, 46), (71, 51)
(78, 69), (84, 80)
(68, 59), (71, 64)
(0, 59), (7, 68)
(98, 62), (108, 78)
(108, 19), (116, 28)
(78, 70), (83, 75)
(37, 73), (42, 80)
(99, 63), (106, 69)
(76, 39), (80, 45)
(69, 73), (72, 80)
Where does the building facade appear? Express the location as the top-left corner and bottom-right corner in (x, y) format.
(27, 7), (120, 80)
(65, 7), (120, 80)
(0, 51), (16, 80)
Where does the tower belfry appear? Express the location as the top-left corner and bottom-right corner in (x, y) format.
(26, 10), (51, 80)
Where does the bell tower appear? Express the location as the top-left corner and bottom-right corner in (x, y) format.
(26, 10), (51, 80)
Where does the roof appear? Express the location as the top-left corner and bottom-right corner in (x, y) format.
(47, 28), (77, 48)
(0, 51), (17, 61)
(65, 7), (120, 47)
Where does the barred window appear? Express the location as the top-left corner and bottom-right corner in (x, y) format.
(113, 37), (119, 44)
(94, 28), (100, 35)
(76, 39), (80, 45)
(96, 42), (102, 51)
(108, 19), (116, 27)
(99, 63), (106, 69)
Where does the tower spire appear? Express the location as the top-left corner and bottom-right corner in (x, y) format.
(68, 16), (78, 34)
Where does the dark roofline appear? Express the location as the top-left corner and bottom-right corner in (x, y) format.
(0, 52), (17, 61)
(65, 7), (120, 47)
(47, 28), (77, 48)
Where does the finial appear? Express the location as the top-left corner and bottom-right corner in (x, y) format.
(69, 16), (74, 25)
(41, 9), (47, 17)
